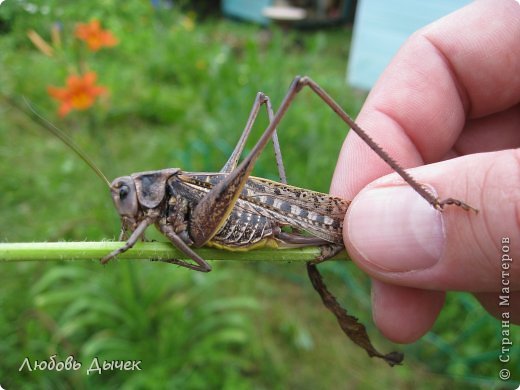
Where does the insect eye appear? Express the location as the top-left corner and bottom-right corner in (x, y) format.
(119, 185), (130, 200)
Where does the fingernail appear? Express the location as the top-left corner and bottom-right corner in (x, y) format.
(347, 186), (445, 272)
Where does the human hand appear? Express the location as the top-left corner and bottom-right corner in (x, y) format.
(331, 0), (520, 343)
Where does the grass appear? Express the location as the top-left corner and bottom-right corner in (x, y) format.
(0, 1), (517, 388)
(0, 241), (349, 262)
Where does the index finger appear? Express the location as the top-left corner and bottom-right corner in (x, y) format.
(331, 0), (520, 200)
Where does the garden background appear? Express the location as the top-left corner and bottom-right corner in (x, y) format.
(0, 1), (518, 388)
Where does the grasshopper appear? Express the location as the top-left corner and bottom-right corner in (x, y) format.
(23, 76), (475, 366)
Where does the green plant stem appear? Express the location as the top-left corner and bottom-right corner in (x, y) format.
(0, 242), (349, 263)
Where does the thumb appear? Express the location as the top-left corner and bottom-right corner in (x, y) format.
(344, 149), (520, 293)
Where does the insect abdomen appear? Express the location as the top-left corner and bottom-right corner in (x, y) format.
(212, 209), (273, 248)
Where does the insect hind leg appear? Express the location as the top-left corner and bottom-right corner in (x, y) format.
(306, 262), (404, 366)
(294, 76), (476, 212)
(221, 92), (287, 184)
(308, 244), (345, 265)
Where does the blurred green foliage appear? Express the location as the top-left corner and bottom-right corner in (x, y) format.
(0, 0), (517, 388)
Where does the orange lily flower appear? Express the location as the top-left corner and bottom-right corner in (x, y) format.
(75, 20), (118, 51)
(48, 72), (107, 117)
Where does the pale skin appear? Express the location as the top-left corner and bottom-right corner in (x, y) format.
(331, 0), (520, 343)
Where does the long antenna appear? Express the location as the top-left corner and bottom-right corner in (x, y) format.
(5, 95), (111, 187)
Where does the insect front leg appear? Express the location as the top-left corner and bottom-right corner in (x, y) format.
(101, 218), (152, 264)
(118, 227), (127, 241)
(118, 216), (146, 241)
